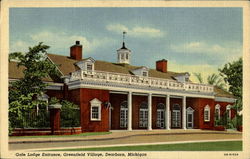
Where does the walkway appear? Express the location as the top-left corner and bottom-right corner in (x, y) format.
(9, 129), (242, 151)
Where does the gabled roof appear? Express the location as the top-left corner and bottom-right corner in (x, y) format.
(9, 61), (54, 82)
(214, 86), (235, 98)
(47, 53), (185, 81)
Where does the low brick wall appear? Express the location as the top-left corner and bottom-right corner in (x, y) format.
(11, 127), (82, 136)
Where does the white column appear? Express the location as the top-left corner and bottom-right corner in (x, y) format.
(127, 91), (132, 131)
(182, 96), (187, 130)
(148, 93), (152, 130)
(165, 95), (170, 130)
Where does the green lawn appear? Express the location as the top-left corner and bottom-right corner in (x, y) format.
(55, 141), (242, 151)
(10, 132), (111, 138)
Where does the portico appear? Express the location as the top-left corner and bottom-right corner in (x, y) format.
(110, 91), (191, 131)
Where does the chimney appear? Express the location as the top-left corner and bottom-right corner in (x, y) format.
(156, 59), (168, 73)
(70, 41), (82, 60)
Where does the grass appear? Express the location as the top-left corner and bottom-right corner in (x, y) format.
(10, 132), (111, 138)
(54, 141), (242, 151)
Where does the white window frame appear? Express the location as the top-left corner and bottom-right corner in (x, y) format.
(86, 63), (93, 71)
(204, 105), (210, 122)
(142, 71), (148, 77)
(215, 104), (221, 120)
(90, 98), (102, 121)
(226, 105), (231, 120)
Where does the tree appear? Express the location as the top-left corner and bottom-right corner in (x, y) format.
(193, 73), (226, 90)
(219, 58), (243, 128)
(9, 42), (60, 130)
(219, 58), (242, 99)
(193, 73), (203, 84)
(207, 73), (226, 90)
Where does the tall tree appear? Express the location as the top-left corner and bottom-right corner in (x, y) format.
(9, 42), (60, 129)
(193, 72), (203, 84)
(219, 58), (242, 99)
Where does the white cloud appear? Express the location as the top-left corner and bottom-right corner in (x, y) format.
(106, 24), (164, 38)
(10, 31), (113, 55)
(168, 61), (218, 83)
(170, 41), (242, 56)
(10, 40), (31, 53)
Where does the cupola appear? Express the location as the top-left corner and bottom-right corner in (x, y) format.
(117, 32), (131, 64)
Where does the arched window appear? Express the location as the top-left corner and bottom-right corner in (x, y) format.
(215, 104), (221, 120)
(204, 105), (210, 122)
(120, 101), (128, 128)
(90, 98), (102, 121)
(226, 105), (231, 120)
(139, 102), (148, 128)
(157, 103), (165, 128)
(172, 104), (181, 128)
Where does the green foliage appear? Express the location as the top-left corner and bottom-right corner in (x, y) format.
(207, 73), (226, 90)
(9, 43), (60, 133)
(219, 58), (242, 98)
(60, 100), (80, 127)
(193, 73), (203, 84)
(193, 73), (226, 90)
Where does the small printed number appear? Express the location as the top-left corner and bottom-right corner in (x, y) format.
(224, 153), (239, 156)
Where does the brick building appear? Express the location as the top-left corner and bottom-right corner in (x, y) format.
(9, 40), (236, 132)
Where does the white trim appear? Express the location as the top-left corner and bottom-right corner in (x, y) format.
(226, 105), (232, 120)
(215, 97), (236, 103)
(67, 81), (215, 99)
(90, 98), (102, 121)
(215, 104), (221, 120)
(204, 105), (210, 122)
(46, 54), (64, 76)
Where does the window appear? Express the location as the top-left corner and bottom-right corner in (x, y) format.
(120, 101), (128, 128)
(204, 105), (210, 122)
(157, 103), (165, 128)
(142, 71), (148, 77)
(226, 105), (231, 120)
(121, 54), (124, 60)
(172, 104), (181, 128)
(126, 54), (128, 60)
(139, 102), (148, 128)
(90, 98), (102, 121)
(87, 63), (93, 71)
(215, 104), (220, 120)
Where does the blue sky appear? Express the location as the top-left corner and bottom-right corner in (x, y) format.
(10, 7), (242, 82)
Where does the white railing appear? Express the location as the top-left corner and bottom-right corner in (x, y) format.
(70, 70), (214, 93)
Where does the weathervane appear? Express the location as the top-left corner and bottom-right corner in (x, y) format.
(123, 31), (127, 43)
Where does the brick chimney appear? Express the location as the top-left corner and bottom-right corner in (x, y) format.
(70, 41), (82, 60)
(156, 59), (168, 73)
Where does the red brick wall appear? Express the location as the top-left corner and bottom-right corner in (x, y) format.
(110, 93), (127, 130)
(186, 98), (200, 129)
(214, 101), (235, 119)
(152, 97), (166, 129)
(197, 98), (215, 129)
(79, 88), (110, 132)
(50, 109), (61, 133)
(46, 90), (64, 100)
(170, 98), (182, 128)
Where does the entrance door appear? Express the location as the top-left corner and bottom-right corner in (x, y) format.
(139, 109), (148, 128)
(120, 108), (128, 128)
(157, 109), (165, 128)
(186, 107), (194, 129)
(172, 110), (181, 128)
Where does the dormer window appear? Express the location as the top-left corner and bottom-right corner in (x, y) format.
(131, 66), (149, 77)
(75, 57), (95, 74)
(173, 72), (190, 83)
(142, 71), (148, 77)
(87, 63), (93, 71)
